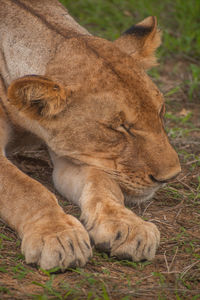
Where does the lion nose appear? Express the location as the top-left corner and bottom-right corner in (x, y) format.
(150, 165), (181, 183)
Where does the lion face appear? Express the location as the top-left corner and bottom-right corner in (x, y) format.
(47, 68), (180, 201)
(7, 16), (181, 201)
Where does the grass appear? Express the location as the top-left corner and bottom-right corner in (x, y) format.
(0, 0), (200, 299)
(60, 0), (200, 59)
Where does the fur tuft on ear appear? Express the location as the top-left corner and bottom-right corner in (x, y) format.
(7, 75), (67, 120)
(114, 16), (162, 69)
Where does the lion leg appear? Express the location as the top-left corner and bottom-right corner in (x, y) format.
(0, 111), (91, 270)
(52, 156), (160, 261)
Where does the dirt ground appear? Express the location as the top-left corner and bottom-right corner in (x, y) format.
(0, 59), (200, 299)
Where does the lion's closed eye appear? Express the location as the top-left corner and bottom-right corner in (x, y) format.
(118, 124), (136, 138)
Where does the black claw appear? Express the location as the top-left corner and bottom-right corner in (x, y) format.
(68, 260), (76, 269)
(96, 242), (111, 252)
(90, 236), (95, 247)
(59, 252), (63, 261)
(136, 240), (141, 250)
(140, 259), (147, 262)
(148, 246), (151, 254)
(87, 224), (95, 232)
(117, 253), (132, 261)
(115, 231), (122, 241)
(76, 259), (81, 267)
(81, 219), (87, 226)
(84, 240), (91, 250)
(69, 241), (75, 255)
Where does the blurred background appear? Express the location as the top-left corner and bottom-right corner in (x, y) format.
(60, 0), (200, 60)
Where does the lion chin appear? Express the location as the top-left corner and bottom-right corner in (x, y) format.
(124, 184), (164, 205)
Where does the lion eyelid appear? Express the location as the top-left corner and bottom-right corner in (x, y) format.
(120, 124), (136, 138)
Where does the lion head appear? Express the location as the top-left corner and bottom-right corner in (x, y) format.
(8, 16), (181, 202)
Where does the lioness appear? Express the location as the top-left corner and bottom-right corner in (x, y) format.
(0, 0), (181, 270)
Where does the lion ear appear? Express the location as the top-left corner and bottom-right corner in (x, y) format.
(114, 16), (161, 69)
(7, 75), (67, 120)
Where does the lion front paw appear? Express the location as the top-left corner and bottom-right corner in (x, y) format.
(110, 220), (160, 261)
(84, 208), (160, 262)
(21, 214), (92, 270)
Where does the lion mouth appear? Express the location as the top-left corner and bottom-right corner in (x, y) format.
(100, 166), (164, 195)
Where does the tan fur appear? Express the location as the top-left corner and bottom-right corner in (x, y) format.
(114, 16), (162, 69)
(0, 0), (181, 269)
(0, 106), (10, 151)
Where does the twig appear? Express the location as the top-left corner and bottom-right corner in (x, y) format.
(164, 251), (170, 273)
(193, 192), (200, 202)
(173, 207), (183, 224)
(149, 219), (173, 227)
(180, 260), (200, 279)
(142, 200), (154, 217)
(162, 271), (180, 274)
(164, 186), (187, 196)
(186, 159), (200, 165)
(177, 179), (195, 194)
(178, 173), (190, 181)
(182, 54), (200, 65)
(169, 247), (179, 271)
